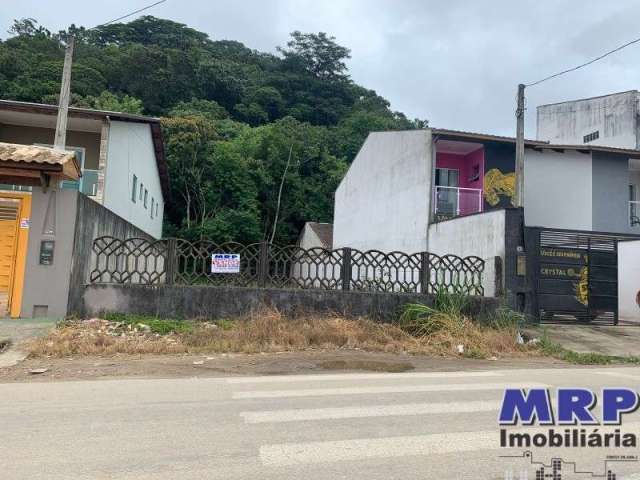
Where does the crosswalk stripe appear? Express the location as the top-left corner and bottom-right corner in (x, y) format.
(260, 422), (640, 467)
(593, 371), (640, 381)
(241, 400), (502, 423)
(233, 382), (546, 399)
(227, 371), (502, 384)
(260, 430), (496, 466)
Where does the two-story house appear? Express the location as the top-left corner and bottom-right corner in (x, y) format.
(0, 100), (169, 318)
(537, 90), (640, 226)
(334, 127), (640, 254)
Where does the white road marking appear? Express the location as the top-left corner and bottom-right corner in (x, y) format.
(241, 400), (502, 423)
(227, 371), (502, 384)
(260, 423), (640, 467)
(233, 382), (547, 399)
(593, 370), (640, 381)
(260, 430), (496, 466)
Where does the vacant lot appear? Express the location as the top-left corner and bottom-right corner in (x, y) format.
(27, 308), (532, 360)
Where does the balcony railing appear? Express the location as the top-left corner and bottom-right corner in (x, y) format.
(630, 201), (640, 227)
(434, 186), (483, 218)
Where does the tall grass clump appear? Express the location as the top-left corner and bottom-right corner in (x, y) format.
(398, 289), (527, 358)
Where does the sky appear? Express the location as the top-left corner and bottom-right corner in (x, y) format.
(2, 0), (640, 137)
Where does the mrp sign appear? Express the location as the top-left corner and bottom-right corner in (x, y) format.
(211, 253), (240, 274)
(498, 388), (639, 448)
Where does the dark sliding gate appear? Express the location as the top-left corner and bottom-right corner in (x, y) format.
(528, 227), (638, 325)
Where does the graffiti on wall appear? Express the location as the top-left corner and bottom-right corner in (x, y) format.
(483, 168), (516, 207)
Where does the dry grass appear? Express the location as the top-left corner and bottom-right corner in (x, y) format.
(27, 308), (531, 359)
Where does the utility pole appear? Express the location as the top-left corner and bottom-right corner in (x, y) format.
(54, 35), (75, 151)
(514, 83), (525, 208)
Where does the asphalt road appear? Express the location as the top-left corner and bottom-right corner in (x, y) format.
(3, 367), (640, 479)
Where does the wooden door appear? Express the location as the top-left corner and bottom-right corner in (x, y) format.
(0, 198), (21, 317)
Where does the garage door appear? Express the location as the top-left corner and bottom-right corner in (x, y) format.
(0, 198), (20, 316)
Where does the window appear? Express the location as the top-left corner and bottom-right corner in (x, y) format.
(131, 175), (138, 203)
(435, 168), (459, 187)
(139, 183), (144, 201)
(583, 130), (599, 143)
(144, 189), (148, 208)
(151, 198), (154, 218)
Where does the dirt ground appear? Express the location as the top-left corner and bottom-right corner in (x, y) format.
(0, 349), (573, 383)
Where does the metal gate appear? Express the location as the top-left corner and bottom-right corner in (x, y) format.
(528, 227), (639, 325)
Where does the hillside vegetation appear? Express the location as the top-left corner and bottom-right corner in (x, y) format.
(0, 17), (426, 243)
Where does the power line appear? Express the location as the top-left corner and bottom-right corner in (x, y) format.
(526, 34), (640, 87)
(90, 0), (168, 30)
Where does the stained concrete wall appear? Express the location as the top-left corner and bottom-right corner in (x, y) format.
(19, 190), (154, 318)
(67, 194), (152, 316)
(21, 189), (79, 318)
(427, 210), (505, 297)
(524, 149), (593, 230)
(81, 284), (501, 322)
(618, 240), (640, 322)
(537, 91), (639, 149)
(333, 130), (432, 253)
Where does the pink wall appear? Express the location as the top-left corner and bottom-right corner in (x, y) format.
(435, 148), (484, 215)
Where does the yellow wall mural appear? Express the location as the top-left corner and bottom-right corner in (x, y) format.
(483, 168), (516, 206)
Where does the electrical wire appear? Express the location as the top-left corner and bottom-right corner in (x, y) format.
(526, 34), (640, 87)
(89, 0), (168, 30)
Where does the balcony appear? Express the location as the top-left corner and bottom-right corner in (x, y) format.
(631, 201), (640, 227)
(433, 186), (483, 220)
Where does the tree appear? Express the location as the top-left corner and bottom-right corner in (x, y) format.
(1, 15), (426, 245)
(277, 31), (351, 81)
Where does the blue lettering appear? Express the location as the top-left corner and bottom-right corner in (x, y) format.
(557, 388), (597, 424)
(499, 389), (553, 425)
(603, 388), (639, 424)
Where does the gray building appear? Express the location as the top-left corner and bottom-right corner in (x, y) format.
(537, 91), (640, 233)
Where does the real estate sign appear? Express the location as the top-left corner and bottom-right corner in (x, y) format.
(211, 253), (240, 274)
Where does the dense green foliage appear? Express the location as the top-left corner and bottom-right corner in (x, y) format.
(0, 16), (426, 243)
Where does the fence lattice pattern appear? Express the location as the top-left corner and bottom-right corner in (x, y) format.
(90, 237), (485, 295)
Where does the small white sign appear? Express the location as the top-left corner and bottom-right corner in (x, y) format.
(211, 253), (240, 273)
(19, 218), (30, 229)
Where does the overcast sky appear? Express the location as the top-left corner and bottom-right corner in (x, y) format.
(2, 0), (640, 136)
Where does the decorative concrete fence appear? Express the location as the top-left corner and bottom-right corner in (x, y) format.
(89, 237), (486, 296)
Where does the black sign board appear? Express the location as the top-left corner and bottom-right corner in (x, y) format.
(39, 240), (55, 265)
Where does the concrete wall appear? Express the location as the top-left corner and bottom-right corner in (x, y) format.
(0, 124), (101, 169)
(21, 189), (79, 318)
(537, 91), (638, 149)
(103, 121), (164, 238)
(427, 209), (506, 296)
(333, 130), (432, 253)
(618, 240), (640, 322)
(592, 152), (633, 233)
(67, 194), (152, 316)
(524, 149), (593, 230)
(81, 284), (501, 322)
(298, 224), (323, 249)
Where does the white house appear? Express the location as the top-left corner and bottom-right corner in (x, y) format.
(334, 127), (640, 253)
(0, 100), (169, 318)
(0, 100), (168, 238)
(537, 90), (640, 236)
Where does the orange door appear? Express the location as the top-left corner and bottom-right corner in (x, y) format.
(0, 198), (21, 317)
